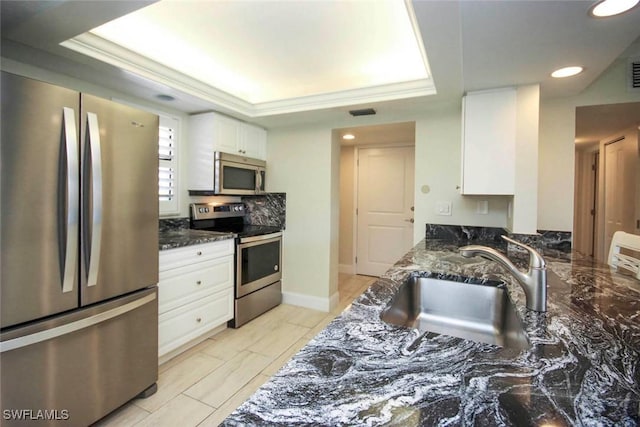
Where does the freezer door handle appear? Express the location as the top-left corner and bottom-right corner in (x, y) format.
(62, 107), (79, 294)
(0, 292), (156, 353)
(86, 112), (103, 288)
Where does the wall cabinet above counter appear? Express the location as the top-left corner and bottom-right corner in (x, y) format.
(189, 111), (267, 160)
(188, 111), (267, 192)
(460, 87), (516, 195)
(459, 85), (540, 234)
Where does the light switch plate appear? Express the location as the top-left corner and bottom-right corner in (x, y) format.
(436, 201), (452, 216)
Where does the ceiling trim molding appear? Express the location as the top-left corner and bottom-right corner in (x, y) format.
(61, 33), (255, 116)
(61, 32), (436, 118)
(252, 79), (436, 116)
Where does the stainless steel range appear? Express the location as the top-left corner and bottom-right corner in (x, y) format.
(190, 203), (282, 328)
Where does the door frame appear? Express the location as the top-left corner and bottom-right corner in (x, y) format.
(353, 143), (415, 276)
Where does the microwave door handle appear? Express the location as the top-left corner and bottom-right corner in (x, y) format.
(256, 169), (262, 193)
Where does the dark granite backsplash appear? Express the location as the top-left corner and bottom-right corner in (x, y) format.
(425, 224), (572, 253)
(241, 193), (286, 229)
(159, 217), (189, 232)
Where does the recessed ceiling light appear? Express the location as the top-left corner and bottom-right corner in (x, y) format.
(342, 134), (355, 140)
(590, 0), (639, 17)
(551, 66), (584, 78)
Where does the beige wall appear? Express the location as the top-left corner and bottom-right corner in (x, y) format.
(266, 126), (339, 310)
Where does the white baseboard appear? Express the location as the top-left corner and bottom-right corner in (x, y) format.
(339, 263), (356, 274)
(282, 290), (340, 312)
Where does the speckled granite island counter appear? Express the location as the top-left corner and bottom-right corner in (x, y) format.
(221, 237), (640, 426)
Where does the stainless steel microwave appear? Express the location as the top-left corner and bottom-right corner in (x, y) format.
(213, 151), (266, 195)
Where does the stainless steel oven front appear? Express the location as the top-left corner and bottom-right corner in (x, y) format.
(236, 232), (282, 297)
(231, 231), (283, 328)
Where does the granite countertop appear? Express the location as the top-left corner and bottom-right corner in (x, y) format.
(158, 229), (235, 251)
(222, 239), (640, 426)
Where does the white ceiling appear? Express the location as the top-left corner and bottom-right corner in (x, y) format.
(1, 0), (640, 142)
(84, 0), (431, 107)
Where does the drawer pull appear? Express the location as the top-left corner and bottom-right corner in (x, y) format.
(196, 317), (202, 323)
(197, 251), (203, 256)
(196, 280), (202, 285)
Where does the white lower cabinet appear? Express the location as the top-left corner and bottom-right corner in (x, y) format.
(158, 240), (234, 359)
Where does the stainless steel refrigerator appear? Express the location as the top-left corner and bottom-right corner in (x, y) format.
(0, 72), (159, 427)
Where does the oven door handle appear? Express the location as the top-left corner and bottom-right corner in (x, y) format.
(238, 232), (282, 245)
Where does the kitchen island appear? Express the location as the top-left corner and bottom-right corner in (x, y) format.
(221, 238), (640, 426)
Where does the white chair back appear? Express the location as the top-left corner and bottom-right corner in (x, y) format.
(607, 231), (640, 279)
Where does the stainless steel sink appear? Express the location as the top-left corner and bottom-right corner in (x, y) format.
(381, 276), (530, 350)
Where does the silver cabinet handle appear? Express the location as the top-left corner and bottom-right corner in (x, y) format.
(197, 251), (202, 256)
(61, 107), (79, 294)
(86, 112), (103, 288)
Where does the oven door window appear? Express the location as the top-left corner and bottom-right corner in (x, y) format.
(222, 164), (257, 192)
(240, 239), (281, 286)
(236, 236), (282, 298)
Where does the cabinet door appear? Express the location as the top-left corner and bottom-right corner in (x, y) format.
(461, 88), (516, 195)
(240, 124), (267, 160)
(158, 254), (234, 313)
(214, 113), (241, 154)
(158, 288), (233, 357)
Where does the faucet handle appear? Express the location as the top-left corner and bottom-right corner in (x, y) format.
(501, 235), (546, 269)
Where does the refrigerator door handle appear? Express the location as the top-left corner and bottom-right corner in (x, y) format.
(0, 292), (156, 353)
(62, 107), (79, 294)
(86, 112), (103, 288)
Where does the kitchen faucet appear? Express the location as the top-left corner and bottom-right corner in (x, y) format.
(459, 235), (547, 312)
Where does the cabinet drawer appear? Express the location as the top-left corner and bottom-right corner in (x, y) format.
(158, 254), (233, 313)
(159, 239), (234, 271)
(158, 289), (233, 357)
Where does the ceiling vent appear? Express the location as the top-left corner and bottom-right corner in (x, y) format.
(628, 56), (640, 92)
(349, 108), (376, 117)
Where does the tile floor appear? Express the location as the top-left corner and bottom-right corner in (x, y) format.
(94, 274), (376, 427)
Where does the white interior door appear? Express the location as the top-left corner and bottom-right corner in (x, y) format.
(356, 146), (415, 276)
(603, 137), (636, 257)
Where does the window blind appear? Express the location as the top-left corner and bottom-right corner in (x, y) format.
(158, 116), (179, 214)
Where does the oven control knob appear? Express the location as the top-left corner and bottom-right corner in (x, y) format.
(274, 265), (279, 271)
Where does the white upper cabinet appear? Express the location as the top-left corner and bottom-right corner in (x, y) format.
(189, 111), (267, 160)
(460, 87), (516, 195)
(240, 123), (267, 160)
(188, 111), (267, 190)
